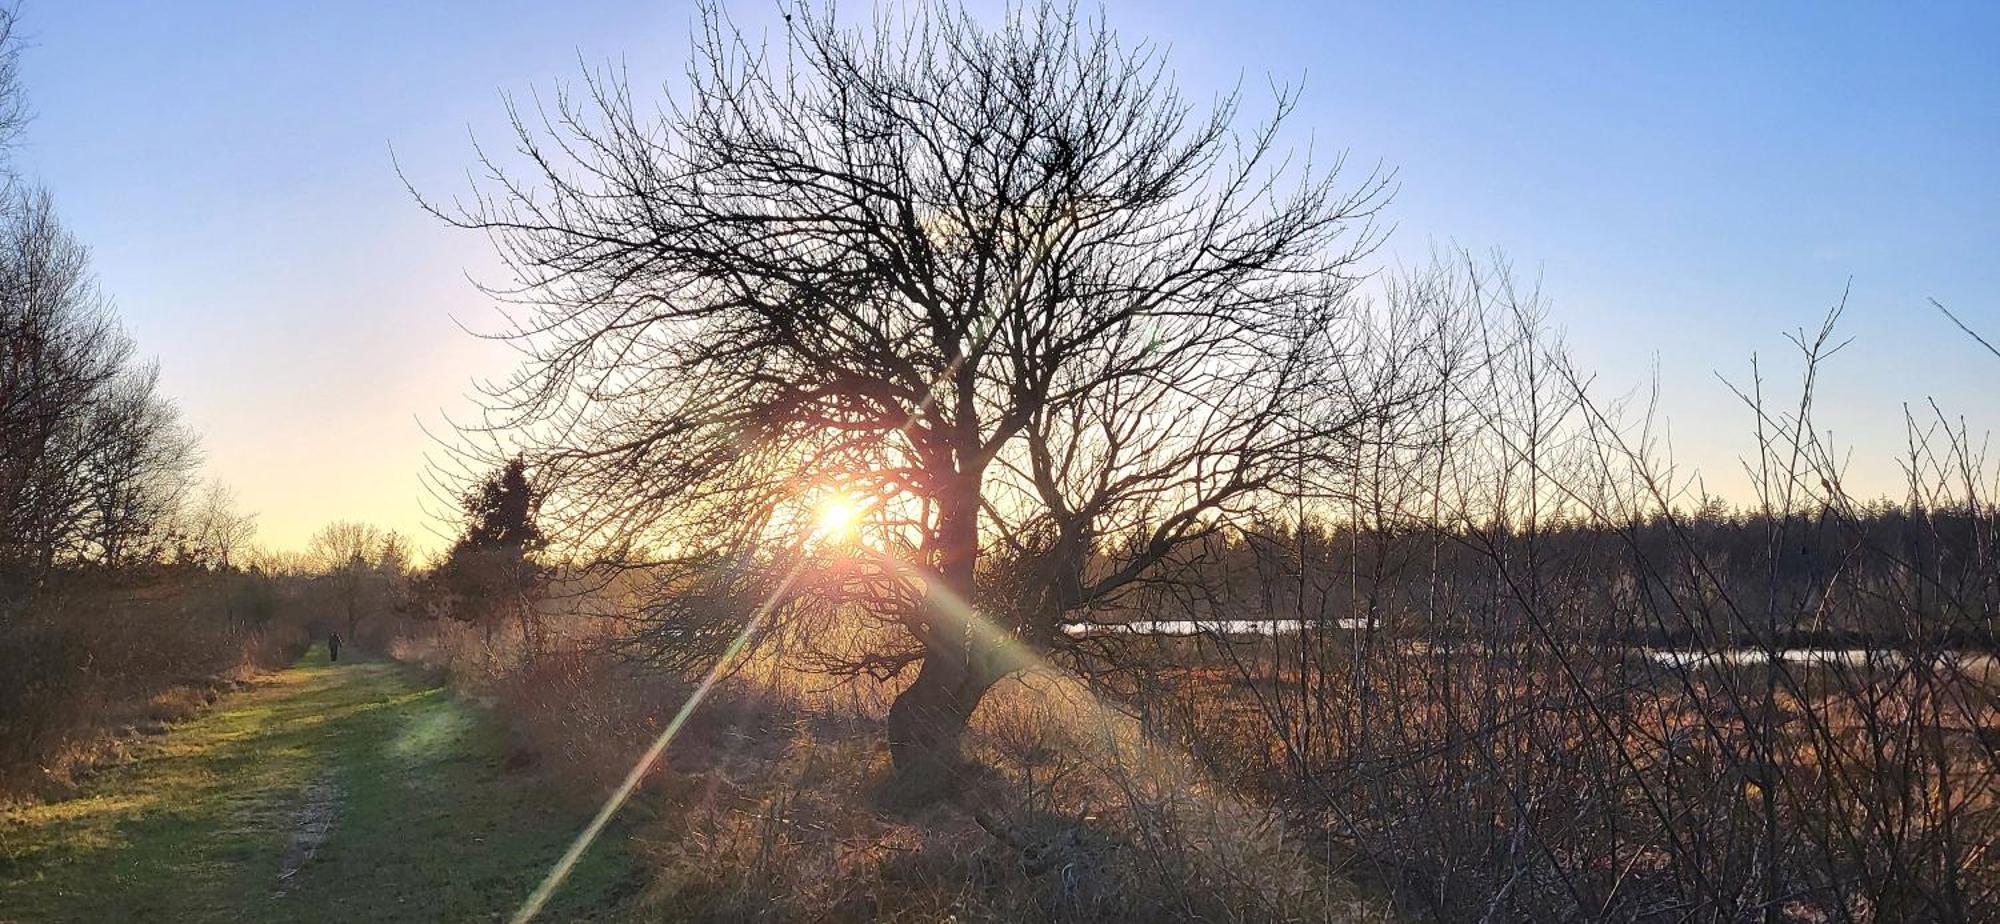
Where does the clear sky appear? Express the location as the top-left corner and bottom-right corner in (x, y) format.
(17, 1), (1998, 552)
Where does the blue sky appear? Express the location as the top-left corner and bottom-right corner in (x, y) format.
(17, 1), (1998, 550)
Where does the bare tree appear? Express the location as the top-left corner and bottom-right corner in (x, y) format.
(307, 520), (388, 573)
(0, 4), (193, 595)
(0, 190), (204, 600)
(78, 363), (198, 567)
(0, 193), (121, 586)
(431, 0), (1416, 790)
(186, 479), (258, 569)
(0, 5), (25, 163)
(308, 520), (407, 642)
(0, 207), (196, 578)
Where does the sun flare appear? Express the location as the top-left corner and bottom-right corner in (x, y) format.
(814, 492), (863, 541)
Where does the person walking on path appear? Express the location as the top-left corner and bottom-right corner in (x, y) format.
(329, 632), (343, 663)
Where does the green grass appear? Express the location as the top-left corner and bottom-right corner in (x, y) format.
(0, 646), (640, 923)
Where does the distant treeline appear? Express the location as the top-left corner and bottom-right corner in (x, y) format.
(1073, 499), (2000, 652)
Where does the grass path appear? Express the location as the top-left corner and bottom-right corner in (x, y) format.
(0, 646), (638, 922)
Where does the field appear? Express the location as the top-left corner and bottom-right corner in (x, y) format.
(1, 1), (1994, 921)
(0, 646), (638, 923)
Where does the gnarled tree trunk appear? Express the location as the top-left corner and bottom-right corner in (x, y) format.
(884, 471), (1002, 797)
(885, 644), (1004, 800)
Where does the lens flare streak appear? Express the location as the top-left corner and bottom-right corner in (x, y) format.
(508, 556), (811, 924)
(513, 308), (1025, 922)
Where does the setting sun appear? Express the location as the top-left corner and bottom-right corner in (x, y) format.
(4, 2), (1993, 922)
(814, 492), (863, 541)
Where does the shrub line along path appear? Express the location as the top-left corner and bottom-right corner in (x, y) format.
(0, 646), (639, 922)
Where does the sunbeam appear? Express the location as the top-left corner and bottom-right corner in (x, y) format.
(508, 553), (813, 924)
(508, 322), (1000, 920)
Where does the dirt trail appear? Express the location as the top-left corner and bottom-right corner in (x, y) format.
(273, 772), (339, 893)
(0, 647), (637, 923)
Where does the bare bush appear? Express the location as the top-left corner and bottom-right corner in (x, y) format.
(0, 568), (313, 802)
(1120, 272), (2000, 922)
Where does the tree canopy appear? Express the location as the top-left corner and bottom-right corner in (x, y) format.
(435, 0), (1428, 789)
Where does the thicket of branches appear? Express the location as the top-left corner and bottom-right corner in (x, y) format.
(1099, 278), (1998, 922)
(431, 0), (1423, 793)
(0, 11), (203, 616)
(422, 2), (1995, 920)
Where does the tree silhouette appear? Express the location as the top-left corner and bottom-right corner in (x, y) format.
(453, 456), (544, 556)
(0, 1), (194, 608)
(432, 0), (1416, 793)
(430, 457), (547, 654)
